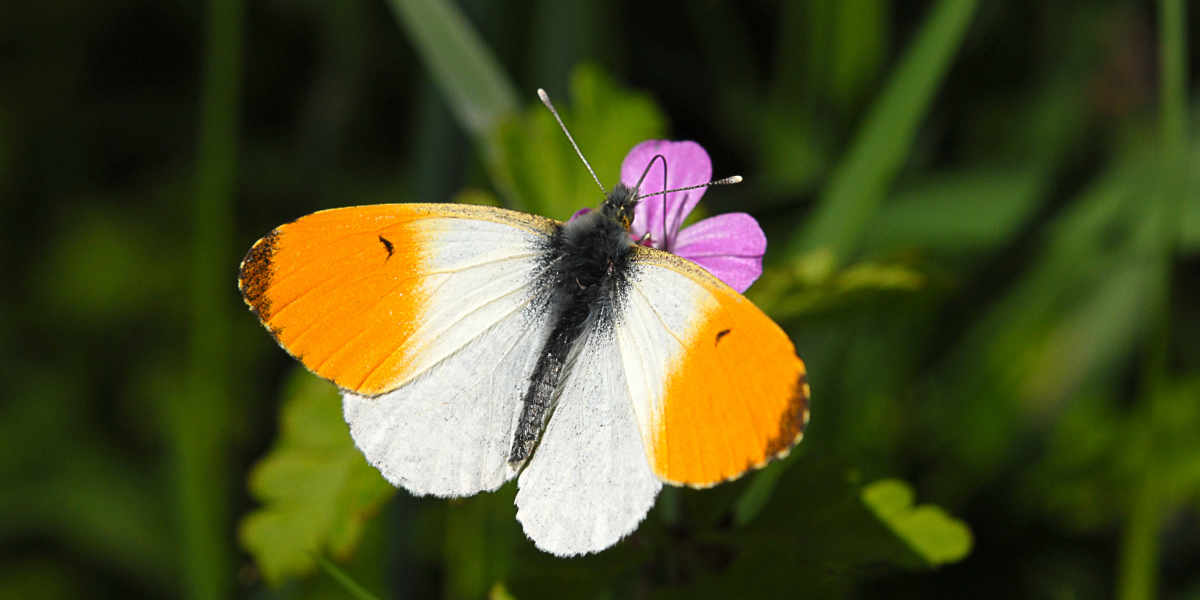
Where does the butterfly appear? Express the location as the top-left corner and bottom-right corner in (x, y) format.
(238, 90), (810, 557)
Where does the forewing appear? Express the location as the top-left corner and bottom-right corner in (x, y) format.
(239, 203), (556, 395)
(240, 203), (559, 496)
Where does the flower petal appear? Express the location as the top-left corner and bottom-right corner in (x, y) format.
(672, 213), (766, 258)
(685, 255), (764, 294)
(672, 213), (766, 293)
(620, 140), (712, 246)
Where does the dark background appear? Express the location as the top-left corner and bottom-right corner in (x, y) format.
(2, 0), (1197, 598)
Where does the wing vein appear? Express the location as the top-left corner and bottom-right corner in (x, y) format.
(630, 280), (687, 348)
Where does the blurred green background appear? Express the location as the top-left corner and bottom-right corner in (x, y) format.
(2, 0), (1197, 598)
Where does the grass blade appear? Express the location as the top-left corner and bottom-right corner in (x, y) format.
(386, 0), (518, 140)
(787, 0), (978, 264)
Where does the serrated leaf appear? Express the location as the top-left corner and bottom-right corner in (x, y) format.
(862, 479), (973, 566)
(239, 369), (395, 584)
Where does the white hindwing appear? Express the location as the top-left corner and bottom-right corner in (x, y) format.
(515, 321), (663, 556)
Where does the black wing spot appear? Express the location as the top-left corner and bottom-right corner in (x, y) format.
(715, 328), (731, 345)
(378, 235), (394, 259)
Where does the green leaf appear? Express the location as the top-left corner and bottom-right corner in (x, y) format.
(239, 369), (395, 585)
(862, 479), (973, 566)
(491, 64), (666, 218)
(788, 0), (979, 264)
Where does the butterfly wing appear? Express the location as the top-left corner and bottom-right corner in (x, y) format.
(515, 321), (663, 556)
(617, 245), (810, 487)
(240, 203), (559, 496)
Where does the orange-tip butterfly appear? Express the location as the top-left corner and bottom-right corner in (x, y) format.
(239, 90), (810, 556)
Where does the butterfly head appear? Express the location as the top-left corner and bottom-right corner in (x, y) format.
(601, 183), (638, 231)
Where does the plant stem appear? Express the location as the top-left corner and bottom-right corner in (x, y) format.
(176, 0), (242, 597)
(1117, 1), (1186, 599)
(315, 554), (382, 600)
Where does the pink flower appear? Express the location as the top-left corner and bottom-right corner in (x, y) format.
(620, 140), (766, 293)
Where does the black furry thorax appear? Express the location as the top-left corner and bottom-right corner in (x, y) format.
(541, 182), (639, 307)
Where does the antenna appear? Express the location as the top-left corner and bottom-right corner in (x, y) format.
(632, 175), (743, 201)
(631, 156), (743, 248)
(633, 154), (670, 247)
(537, 89), (607, 198)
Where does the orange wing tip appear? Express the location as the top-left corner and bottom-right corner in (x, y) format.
(238, 229), (280, 321)
(659, 370), (812, 490)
